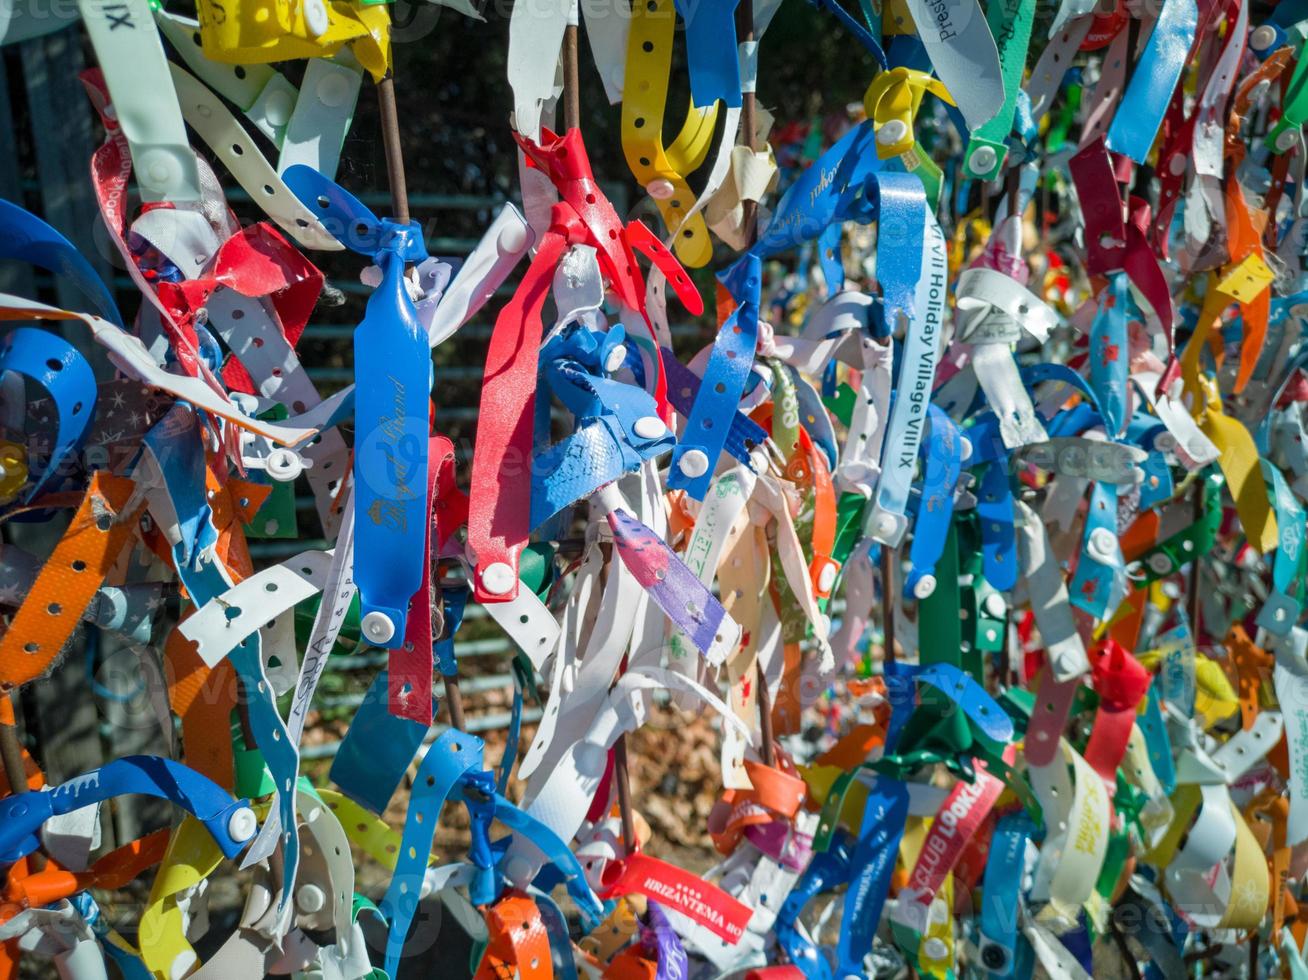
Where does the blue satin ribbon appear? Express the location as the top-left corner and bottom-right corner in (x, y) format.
(977, 810), (1034, 976)
(671, 255), (760, 500)
(807, 0), (888, 68)
(1138, 450), (1174, 511)
(382, 730), (602, 976)
(533, 325), (675, 527)
(977, 460), (1017, 592)
(1068, 480), (1125, 620)
(0, 755), (250, 862)
(381, 730), (487, 976)
(836, 776), (909, 977)
(143, 407), (301, 906)
(743, 120), (882, 269)
(284, 165), (432, 643)
(1257, 460), (1306, 635)
(1138, 685), (1176, 795)
(0, 198), (121, 325)
(0, 327), (98, 502)
(1105, 0), (1199, 163)
(905, 406), (962, 598)
(662, 353), (767, 465)
(676, 0), (742, 107)
(1089, 275), (1130, 438)
(329, 668), (427, 814)
(884, 660), (1015, 751)
(775, 834), (854, 979)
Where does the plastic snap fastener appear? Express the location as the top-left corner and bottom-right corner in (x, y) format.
(980, 943), (1009, 971)
(922, 937), (949, 961)
(876, 119), (908, 145)
(1251, 25), (1277, 51)
(498, 220), (530, 255)
(913, 574), (937, 599)
(361, 611), (396, 645)
(646, 179), (676, 200)
(1148, 553), (1173, 575)
(264, 90), (294, 128)
(265, 448), (305, 482)
(296, 884), (326, 914)
(503, 854), (534, 889)
(874, 513), (897, 538)
(817, 563), (837, 593)
(227, 806), (258, 843)
(678, 449), (710, 478)
(1168, 154), (1187, 176)
(139, 150), (181, 194)
(959, 436), (973, 462)
(604, 344), (628, 374)
(969, 145), (998, 175)
(317, 72), (352, 108)
(1278, 129), (1298, 153)
(984, 593), (1006, 618)
(303, 0), (329, 37)
(481, 561), (517, 596)
(633, 415), (667, 440)
(1088, 527), (1117, 560)
(1060, 445), (1088, 474)
(1187, 438), (1212, 458)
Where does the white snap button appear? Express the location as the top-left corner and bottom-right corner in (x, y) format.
(140, 150), (181, 194)
(1251, 25), (1277, 51)
(303, 0), (329, 36)
(678, 449), (710, 478)
(498, 220), (530, 255)
(874, 513), (897, 538)
(1168, 154), (1187, 176)
(1277, 129), (1298, 153)
(817, 564), (837, 593)
(296, 884), (326, 914)
(481, 561), (517, 596)
(317, 72), (352, 108)
(1148, 553), (1173, 575)
(970, 145), (998, 175)
(227, 806), (258, 843)
(913, 574), (936, 599)
(361, 611), (396, 644)
(922, 937), (949, 960)
(604, 344), (628, 373)
(634, 415), (667, 440)
(264, 90), (294, 128)
(984, 593), (1006, 618)
(1089, 527), (1117, 560)
(876, 119), (908, 145)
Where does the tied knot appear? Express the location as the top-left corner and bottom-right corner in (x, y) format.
(755, 319), (778, 359)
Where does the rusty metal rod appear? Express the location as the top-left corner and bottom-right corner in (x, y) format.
(737, 0), (759, 240)
(563, 24), (581, 132)
(377, 74), (410, 224)
(881, 546), (897, 666)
